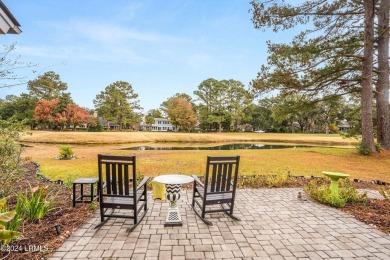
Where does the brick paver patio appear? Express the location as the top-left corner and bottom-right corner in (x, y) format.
(48, 188), (390, 259)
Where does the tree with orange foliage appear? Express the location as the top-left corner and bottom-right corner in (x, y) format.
(165, 97), (198, 132)
(62, 103), (90, 130)
(33, 99), (59, 129)
(34, 100), (95, 130)
(54, 112), (67, 130)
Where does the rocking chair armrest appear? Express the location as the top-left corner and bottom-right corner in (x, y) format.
(136, 176), (150, 190)
(192, 175), (204, 188)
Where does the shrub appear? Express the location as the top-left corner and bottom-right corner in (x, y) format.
(357, 141), (373, 155)
(265, 172), (291, 187)
(237, 172), (295, 188)
(0, 197), (21, 245)
(304, 180), (367, 208)
(58, 146), (75, 160)
(88, 121), (103, 132)
(357, 142), (383, 155)
(304, 181), (345, 207)
(0, 137), (23, 197)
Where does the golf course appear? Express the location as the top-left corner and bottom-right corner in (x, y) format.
(19, 131), (390, 183)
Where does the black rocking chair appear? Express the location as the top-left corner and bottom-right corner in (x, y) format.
(191, 156), (240, 225)
(96, 154), (149, 232)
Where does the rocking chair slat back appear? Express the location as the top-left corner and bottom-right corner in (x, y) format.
(99, 154), (136, 196)
(206, 156), (239, 194)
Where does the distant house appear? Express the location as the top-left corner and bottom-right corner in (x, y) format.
(0, 1), (21, 34)
(338, 119), (351, 132)
(64, 123), (88, 130)
(140, 117), (176, 132)
(92, 111), (121, 130)
(238, 123), (253, 132)
(92, 111), (141, 130)
(97, 117), (121, 130)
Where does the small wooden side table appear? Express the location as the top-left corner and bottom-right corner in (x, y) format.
(72, 177), (99, 207)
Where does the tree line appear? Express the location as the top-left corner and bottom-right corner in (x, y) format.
(0, 70), (361, 135)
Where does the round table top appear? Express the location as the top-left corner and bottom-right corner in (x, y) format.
(153, 174), (194, 185)
(322, 171), (349, 179)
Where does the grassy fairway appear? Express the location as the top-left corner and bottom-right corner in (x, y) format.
(21, 142), (390, 183)
(20, 131), (358, 146)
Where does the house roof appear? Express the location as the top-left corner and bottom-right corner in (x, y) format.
(0, 1), (21, 34)
(338, 119), (350, 128)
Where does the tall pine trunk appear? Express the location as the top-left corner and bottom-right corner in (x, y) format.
(361, 0), (376, 153)
(376, 0), (390, 149)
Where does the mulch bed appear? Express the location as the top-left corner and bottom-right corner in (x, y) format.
(339, 199), (390, 235)
(1, 164), (389, 259)
(0, 163), (94, 260)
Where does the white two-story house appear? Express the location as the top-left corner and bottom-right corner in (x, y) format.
(140, 118), (177, 132)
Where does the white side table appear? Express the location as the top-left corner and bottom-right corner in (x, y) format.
(153, 174), (194, 226)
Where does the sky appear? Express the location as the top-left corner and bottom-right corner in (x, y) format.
(1, 0), (286, 112)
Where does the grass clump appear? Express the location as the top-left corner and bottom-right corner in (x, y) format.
(19, 186), (56, 221)
(64, 175), (77, 188)
(57, 146), (75, 160)
(304, 179), (367, 207)
(379, 186), (390, 200)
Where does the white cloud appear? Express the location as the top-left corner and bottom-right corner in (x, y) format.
(18, 18), (193, 65)
(16, 44), (153, 64)
(46, 19), (187, 45)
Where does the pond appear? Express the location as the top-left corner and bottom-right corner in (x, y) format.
(119, 143), (313, 151)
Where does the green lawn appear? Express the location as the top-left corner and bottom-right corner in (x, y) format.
(20, 131), (358, 146)
(21, 141), (390, 183)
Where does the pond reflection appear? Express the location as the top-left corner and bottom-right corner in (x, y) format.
(120, 143), (312, 151)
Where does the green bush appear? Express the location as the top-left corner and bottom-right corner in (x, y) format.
(88, 121), (103, 132)
(357, 141), (383, 155)
(304, 180), (367, 208)
(265, 172), (291, 187)
(58, 146), (74, 160)
(357, 141), (372, 155)
(0, 137), (23, 197)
